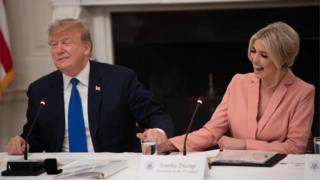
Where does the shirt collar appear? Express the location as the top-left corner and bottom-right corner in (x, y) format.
(63, 61), (90, 90)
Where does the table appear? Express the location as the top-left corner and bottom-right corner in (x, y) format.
(0, 150), (306, 180)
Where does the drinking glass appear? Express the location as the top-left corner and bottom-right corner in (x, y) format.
(313, 137), (320, 154)
(141, 139), (157, 155)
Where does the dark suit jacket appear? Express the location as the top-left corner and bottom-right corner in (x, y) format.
(21, 61), (173, 152)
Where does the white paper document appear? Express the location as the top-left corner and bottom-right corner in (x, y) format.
(304, 155), (320, 180)
(54, 158), (127, 179)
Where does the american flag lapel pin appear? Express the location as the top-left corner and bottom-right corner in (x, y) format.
(95, 85), (101, 91)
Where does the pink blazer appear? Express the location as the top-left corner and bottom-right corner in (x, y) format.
(171, 70), (315, 154)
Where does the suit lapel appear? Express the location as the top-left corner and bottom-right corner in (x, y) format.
(88, 61), (103, 150)
(247, 75), (259, 139)
(48, 72), (65, 151)
(257, 70), (296, 134)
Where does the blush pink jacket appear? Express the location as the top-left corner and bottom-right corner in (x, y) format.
(171, 70), (315, 154)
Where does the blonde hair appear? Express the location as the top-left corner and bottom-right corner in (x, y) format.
(247, 22), (300, 70)
(48, 18), (93, 53)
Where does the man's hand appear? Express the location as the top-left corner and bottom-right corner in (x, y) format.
(136, 128), (167, 145)
(217, 136), (246, 150)
(6, 136), (27, 155)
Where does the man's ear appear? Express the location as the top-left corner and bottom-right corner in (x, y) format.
(83, 43), (91, 56)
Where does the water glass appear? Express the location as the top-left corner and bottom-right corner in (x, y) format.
(313, 137), (320, 154)
(141, 139), (157, 155)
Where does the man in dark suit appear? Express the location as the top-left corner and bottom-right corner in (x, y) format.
(6, 18), (173, 153)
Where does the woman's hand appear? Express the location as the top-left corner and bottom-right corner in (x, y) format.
(158, 140), (178, 154)
(217, 136), (246, 150)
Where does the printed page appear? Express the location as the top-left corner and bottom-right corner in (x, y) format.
(53, 158), (127, 179)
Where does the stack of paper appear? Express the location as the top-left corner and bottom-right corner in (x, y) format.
(53, 158), (127, 179)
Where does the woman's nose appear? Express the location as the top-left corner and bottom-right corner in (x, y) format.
(251, 53), (259, 64)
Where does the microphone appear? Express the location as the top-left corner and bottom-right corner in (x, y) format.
(183, 97), (203, 156)
(24, 99), (46, 160)
(1, 98), (62, 176)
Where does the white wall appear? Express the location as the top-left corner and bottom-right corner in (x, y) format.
(0, 0), (55, 151)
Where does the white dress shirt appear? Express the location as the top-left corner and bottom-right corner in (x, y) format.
(61, 62), (94, 152)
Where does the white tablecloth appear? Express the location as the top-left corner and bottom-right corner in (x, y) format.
(0, 150), (305, 180)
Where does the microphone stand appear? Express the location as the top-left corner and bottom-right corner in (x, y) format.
(1, 99), (48, 176)
(183, 98), (203, 156)
(24, 101), (45, 160)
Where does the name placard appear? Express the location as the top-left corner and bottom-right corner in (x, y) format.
(139, 155), (209, 180)
(304, 154), (320, 180)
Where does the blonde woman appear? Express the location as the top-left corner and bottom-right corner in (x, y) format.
(159, 22), (314, 154)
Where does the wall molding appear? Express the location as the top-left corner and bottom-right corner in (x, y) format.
(50, 0), (318, 65)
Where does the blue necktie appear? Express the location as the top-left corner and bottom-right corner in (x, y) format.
(68, 78), (88, 152)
